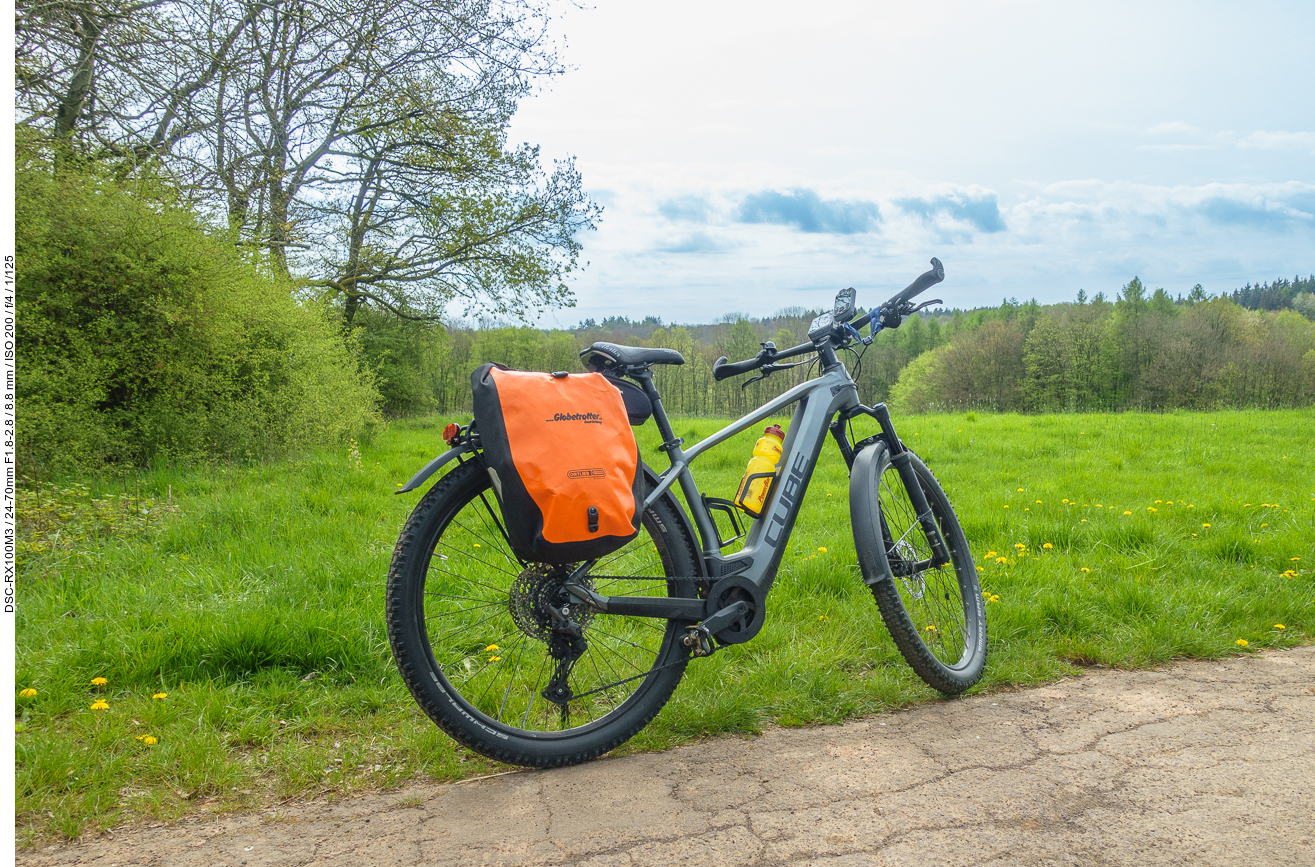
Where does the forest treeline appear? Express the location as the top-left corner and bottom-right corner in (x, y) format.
(16, 141), (1314, 481)
(387, 279), (1315, 419)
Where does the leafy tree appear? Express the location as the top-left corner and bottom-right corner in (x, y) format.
(1022, 316), (1070, 411)
(17, 0), (598, 325)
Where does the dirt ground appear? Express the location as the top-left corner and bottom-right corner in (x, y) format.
(17, 645), (1315, 867)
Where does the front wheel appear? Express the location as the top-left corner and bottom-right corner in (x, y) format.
(386, 458), (702, 767)
(850, 443), (987, 694)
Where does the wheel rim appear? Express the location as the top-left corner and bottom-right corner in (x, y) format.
(877, 464), (971, 668)
(418, 482), (684, 736)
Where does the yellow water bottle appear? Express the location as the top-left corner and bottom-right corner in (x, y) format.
(734, 424), (785, 518)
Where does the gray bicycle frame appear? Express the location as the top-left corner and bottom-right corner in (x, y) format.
(564, 359), (869, 622)
(649, 366), (859, 590)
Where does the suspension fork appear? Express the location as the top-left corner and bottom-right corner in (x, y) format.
(831, 403), (951, 568)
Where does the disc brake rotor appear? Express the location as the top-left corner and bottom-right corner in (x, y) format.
(893, 539), (926, 599)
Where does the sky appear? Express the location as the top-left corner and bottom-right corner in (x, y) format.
(507, 0), (1315, 328)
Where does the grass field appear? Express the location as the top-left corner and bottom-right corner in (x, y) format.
(15, 408), (1314, 843)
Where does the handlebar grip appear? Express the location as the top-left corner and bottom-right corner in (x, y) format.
(712, 355), (763, 381)
(890, 258), (945, 307)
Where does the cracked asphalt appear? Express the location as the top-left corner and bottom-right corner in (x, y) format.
(19, 645), (1315, 867)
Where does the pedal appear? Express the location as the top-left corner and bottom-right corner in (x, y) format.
(682, 625), (716, 657)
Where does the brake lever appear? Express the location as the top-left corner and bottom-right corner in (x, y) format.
(908, 298), (943, 315)
(742, 360), (806, 388)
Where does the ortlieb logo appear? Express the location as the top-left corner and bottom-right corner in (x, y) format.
(546, 412), (603, 425)
(567, 468), (607, 479)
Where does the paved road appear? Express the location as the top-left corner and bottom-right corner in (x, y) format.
(19, 646), (1315, 867)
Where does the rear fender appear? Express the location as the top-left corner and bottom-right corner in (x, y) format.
(395, 443), (474, 494)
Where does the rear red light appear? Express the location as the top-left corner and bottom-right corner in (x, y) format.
(443, 423), (461, 444)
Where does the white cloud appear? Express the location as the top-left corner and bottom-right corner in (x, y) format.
(1142, 121), (1202, 137)
(1238, 131), (1315, 153)
(1136, 144), (1208, 152)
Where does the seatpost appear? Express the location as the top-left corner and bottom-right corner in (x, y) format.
(632, 369), (679, 447)
(631, 368), (719, 556)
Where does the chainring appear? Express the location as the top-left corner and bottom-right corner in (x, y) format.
(704, 575), (766, 645)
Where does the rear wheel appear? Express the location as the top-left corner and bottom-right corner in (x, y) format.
(386, 458), (700, 767)
(850, 444), (987, 694)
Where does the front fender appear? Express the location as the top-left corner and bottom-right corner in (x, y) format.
(396, 443), (474, 494)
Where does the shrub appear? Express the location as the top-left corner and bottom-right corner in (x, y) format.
(16, 144), (380, 476)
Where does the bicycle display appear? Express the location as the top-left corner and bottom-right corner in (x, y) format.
(386, 258), (987, 767)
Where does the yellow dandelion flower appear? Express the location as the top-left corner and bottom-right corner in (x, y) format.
(141, 735), (158, 745)
(1244, 503), (1252, 507)
(989, 594), (1000, 603)
(1003, 505), (1009, 509)
(985, 550), (998, 558)
(1042, 543), (1053, 549)
(1155, 500), (1162, 504)
(489, 656), (502, 662)
(1014, 543), (1026, 549)
(484, 644), (499, 652)
(91, 677), (108, 686)
(1203, 523), (1211, 528)
(1235, 639), (1249, 647)
(90, 700), (109, 711)
(1035, 500), (1042, 504)
(1081, 519), (1088, 523)
(1167, 501), (1174, 504)
(152, 692), (167, 700)
(1147, 507), (1157, 512)
(1123, 511), (1132, 515)
(1293, 557), (1302, 561)
(1062, 498), (1070, 504)
(924, 624), (938, 632)
(1080, 567), (1090, 573)
(1274, 624), (1286, 630)
(818, 614), (828, 621)
(1282, 570), (1298, 578)
(20, 688), (37, 698)
(818, 546), (827, 553)
(1096, 503), (1102, 507)
(995, 556), (1009, 564)
(1017, 488), (1024, 492)
(473, 543), (480, 547)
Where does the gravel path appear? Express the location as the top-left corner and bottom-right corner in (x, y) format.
(19, 645), (1315, 867)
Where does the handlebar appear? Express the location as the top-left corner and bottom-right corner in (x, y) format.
(712, 339), (816, 381)
(713, 257), (946, 382)
(852, 258), (944, 333)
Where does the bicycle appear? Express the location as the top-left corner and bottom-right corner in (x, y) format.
(386, 258), (986, 767)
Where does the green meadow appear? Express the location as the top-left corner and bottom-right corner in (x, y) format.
(15, 409), (1314, 843)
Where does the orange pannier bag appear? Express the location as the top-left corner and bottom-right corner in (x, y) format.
(471, 363), (643, 564)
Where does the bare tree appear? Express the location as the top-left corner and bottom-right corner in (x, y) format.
(16, 0), (599, 321)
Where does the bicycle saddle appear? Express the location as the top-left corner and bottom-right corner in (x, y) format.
(580, 342), (685, 371)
